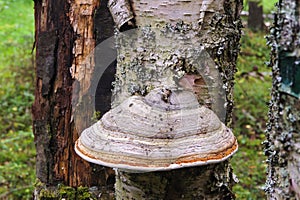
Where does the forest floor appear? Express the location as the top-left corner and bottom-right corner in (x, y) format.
(0, 0), (35, 199)
(232, 29), (272, 199)
(0, 1), (275, 199)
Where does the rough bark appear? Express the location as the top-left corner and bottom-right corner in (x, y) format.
(115, 164), (235, 200)
(32, 0), (114, 198)
(265, 0), (300, 199)
(109, 0), (243, 199)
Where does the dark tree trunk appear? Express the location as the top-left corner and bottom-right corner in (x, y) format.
(32, 0), (115, 198)
(248, 1), (264, 31)
(265, 0), (300, 199)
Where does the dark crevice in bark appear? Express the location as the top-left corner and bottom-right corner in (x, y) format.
(95, 0), (115, 44)
(95, 60), (116, 117)
(94, 0), (117, 118)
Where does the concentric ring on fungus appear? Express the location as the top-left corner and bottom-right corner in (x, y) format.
(75, 88), (238, 172)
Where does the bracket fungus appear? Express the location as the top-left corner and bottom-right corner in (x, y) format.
(75, 88), (238, 172)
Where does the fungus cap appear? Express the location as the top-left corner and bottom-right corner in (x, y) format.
(75, 88), (238, 172)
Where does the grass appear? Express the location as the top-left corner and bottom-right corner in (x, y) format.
(0, 0), (275, 199)
(231, 2), (276, 199)
(232, 30), (272, 199)
(0, 0), (35, 199)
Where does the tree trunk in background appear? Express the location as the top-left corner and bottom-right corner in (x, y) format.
(32, 0), (115, 198)
(248, 1), (264, 31)
(265, 0), (300, 199)
(110, 0), (243, 199)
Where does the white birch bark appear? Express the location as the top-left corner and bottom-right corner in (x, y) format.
(108, 0), (243, 199)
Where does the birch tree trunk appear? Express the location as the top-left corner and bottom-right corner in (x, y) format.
(32, 0), (115, 198)
(33, 0), (242, 198)
(265, 0), (300, 199)
(109, 0), (243, 199)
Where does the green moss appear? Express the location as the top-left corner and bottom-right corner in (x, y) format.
(77, 186), (96, 200)
(92, 111), (102, 121)
(36, 184), (96, 200)
(58, 185), (76, 199)
(39, 189), (58, 199)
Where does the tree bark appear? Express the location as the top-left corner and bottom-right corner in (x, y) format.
(265, 0), (300, 199)
(32, 0), (115, 198)
(247, 1), (264, 31)
(109, 0), (243, 199)
(33, 0), (243, 198)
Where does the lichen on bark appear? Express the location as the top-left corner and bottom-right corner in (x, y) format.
(265, 0), (300, 199)
(108, 0), (243, 199)
(110, 0), (243, 124)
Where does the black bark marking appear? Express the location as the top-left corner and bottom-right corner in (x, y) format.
(36, 30), (58, 96)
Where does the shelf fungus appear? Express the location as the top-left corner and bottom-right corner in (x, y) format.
(75, 88), (238, 172)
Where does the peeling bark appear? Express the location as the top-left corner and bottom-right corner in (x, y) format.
(33, 0), (114, 198)
(108, 0), (134, 30)
(109, 0), (243, 199)
(265, 0), (300, 199)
